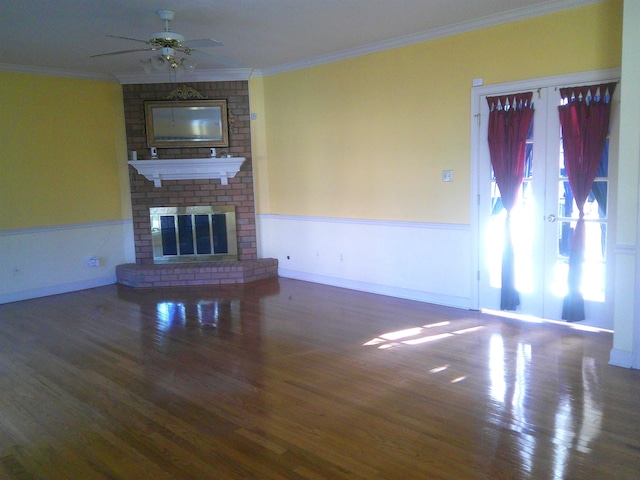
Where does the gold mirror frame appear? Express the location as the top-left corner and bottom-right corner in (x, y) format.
(145, 99), (229, 148)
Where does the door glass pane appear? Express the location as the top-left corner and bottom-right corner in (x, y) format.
(558, 182), (608, 220)
(554, 125), (609, 302)
(486, 138), (535, 292)
(551, 221), (606, 302)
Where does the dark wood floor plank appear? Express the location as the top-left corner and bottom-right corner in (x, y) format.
(1, 278), (640, 479)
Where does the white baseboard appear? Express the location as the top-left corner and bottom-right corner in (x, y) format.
(0, 275), (116, 305)
(278, 268), (471, 310)
(609, 348), (635, 368)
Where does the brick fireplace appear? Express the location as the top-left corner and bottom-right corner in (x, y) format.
(116, 80), (277, 288)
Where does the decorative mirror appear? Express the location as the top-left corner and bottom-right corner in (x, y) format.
(145, 99), (229, 148)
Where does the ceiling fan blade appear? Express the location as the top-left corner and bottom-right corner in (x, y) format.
(90, 48), (153, 58)
(107, 34), (151, 44)
(182, 38), (223, 49)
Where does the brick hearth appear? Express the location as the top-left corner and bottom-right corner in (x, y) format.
(116, 259), (278, 288)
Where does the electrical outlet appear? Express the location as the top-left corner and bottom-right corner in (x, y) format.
(88, 256), (100, 267)
(442, 170), (454, 182)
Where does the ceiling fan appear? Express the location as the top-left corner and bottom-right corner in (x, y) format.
(91, 9), (230, 69)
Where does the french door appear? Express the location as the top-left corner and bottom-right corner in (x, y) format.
(475, 75), (619, 330)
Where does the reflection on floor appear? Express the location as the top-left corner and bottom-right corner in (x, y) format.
(0, 277), (638, 479)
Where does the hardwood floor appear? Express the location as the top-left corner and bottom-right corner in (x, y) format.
(0, 277), (639, 479)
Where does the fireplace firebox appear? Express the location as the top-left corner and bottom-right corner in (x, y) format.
(150, 206), (237, 264)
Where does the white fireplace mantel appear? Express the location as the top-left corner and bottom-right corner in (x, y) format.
(128, 158), (245, 187)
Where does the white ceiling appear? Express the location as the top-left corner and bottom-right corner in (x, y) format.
(1, 0), (597, 80)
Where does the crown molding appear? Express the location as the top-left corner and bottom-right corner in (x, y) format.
(0, 62), (252, 84)
(114, 68), (254, 84)
(0, 62), (117, 81)
(259, 0), (604, 77)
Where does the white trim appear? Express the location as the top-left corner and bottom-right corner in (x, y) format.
(471, 68), (621, 98)
(257, 213), (469, 231)
(609, 348), (635, 368)
(259, 0), (604, 77)
(0, 62), (117, 82)
(0, 276), (116, 305)
(0, 63), (253, 84)
(0, 219), (131, 237)
(278, 268), (471, 310)
(614, 244), (638, 255)
(115, 68), (254, 84)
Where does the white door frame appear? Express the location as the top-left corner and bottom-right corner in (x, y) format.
(469, 68), (621, 312)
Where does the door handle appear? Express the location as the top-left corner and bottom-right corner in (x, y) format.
(547, 214), (556, 223)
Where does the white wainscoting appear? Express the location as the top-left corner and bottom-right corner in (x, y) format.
(609, 245), (638, 367)
(257, 214), (472, 309)
(0, 220), (135, 304)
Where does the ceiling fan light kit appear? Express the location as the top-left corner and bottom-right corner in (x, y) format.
(140, 55), (196, 73)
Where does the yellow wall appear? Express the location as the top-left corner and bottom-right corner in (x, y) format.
(256, 0), (622, 224)
(0, 72), (125, 230)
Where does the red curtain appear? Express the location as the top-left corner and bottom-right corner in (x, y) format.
(486, 92), (534, 310)
(559, 83), (616, 322)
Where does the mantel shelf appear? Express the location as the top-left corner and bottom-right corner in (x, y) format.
(128, 158), (245, 187)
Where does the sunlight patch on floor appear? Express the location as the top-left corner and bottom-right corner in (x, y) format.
(363, 323), (484, 350)
(481, 308), (613, 333)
